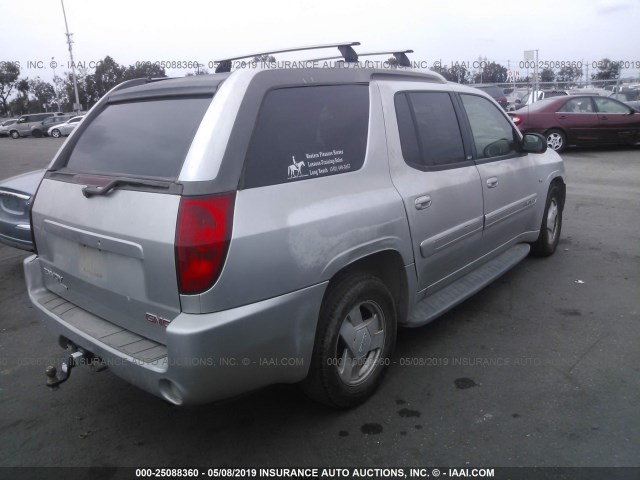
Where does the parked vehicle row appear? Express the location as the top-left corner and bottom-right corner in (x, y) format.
(0, 113), (84, 138)
(477, 85), (640, 112)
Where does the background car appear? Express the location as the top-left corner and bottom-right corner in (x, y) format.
(0, 119), (18, 137)
(9, 113), (56, 138)
(506, 89), (530, 111)
(48, 115), (84, 137)
(0, 169), (43, 251)
(474, 84), (508, 109)
(517, 90), (568, 110)
(31, 115), (72, 137)
(609, 91), (640, 111)
(509, 95), (640, 152)
(567, 88), (610, 97)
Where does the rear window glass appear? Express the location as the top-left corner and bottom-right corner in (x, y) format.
(65, 97), (212, 179)
(243, 84), (369, 188)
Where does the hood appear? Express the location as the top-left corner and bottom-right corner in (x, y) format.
(0, 169), (45, 196)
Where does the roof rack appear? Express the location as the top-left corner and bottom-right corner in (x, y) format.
(214, 41), (360, 73)
(311, 49), (414, 67)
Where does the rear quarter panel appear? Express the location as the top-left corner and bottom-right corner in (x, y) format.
(188, 83), (414, 313)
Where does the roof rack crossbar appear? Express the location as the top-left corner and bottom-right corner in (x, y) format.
(310, 49), (414, 67)
(214, 41), (361, 73)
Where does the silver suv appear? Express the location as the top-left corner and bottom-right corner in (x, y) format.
(25, 44), (566, 408)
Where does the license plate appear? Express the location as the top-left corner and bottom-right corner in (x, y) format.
(78, 244), (106, 279)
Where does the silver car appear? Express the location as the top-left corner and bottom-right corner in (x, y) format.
(48, 115), (85, 138)
(0, 119), (18, 137)
(9, 113), (56, 138)
(24, 46), (566, 408)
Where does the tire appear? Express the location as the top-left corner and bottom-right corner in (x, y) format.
(32, 130), (42, 138)
(9, 130), (19, 139)
(51, 129), (61, 138)
(302, 274), (397, 408)
(545, 128), (567, 152)
(531, 184), (563, 257)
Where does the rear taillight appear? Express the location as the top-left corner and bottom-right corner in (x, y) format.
(511, 115), (522, 126)
(175, 193), (235, 295)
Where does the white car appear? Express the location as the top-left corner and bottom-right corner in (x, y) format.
(48, 115), (84, 138)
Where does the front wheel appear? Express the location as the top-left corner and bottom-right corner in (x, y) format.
(51, 129), (61, 138)
(9, 130), (19, 139)
(302, 274), (397, 408)
(531, 184), (563, 257)
(546, 129), (567, 152)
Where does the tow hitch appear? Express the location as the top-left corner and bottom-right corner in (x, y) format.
(45, 348), (107, 389)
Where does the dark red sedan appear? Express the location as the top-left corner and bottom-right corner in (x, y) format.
(509, 95), (640, 152)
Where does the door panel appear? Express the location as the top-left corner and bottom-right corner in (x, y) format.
(459, 93), (539, 254)
(594, 97), (640, 144)
(392, 166), (484, 290)
(377, 82), (485, 292)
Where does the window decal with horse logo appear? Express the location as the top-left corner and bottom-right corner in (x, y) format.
(287, 156), (307, 179)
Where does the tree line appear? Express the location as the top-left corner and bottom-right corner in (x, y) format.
(0, 56), (171, 116)
(0, 55), (626, 117)
(428, 57), (622, 86)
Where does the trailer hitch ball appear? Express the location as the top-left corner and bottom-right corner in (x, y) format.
(46, 366), (59, 387)
(45, 350), (85, 389)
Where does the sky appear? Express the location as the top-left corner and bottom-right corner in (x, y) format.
(2, 0), (640, 83)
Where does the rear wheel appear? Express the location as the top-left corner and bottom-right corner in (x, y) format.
(51, 129), (61, 138)
(545, 128), (566, 152)
(302, 274), (397, 408)
(531, 184), (563, 257)
(9, 130), (19, 139)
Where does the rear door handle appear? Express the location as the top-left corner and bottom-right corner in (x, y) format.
(558, 115), (567, 119)
(415, 195), (432, 210)
(486, 177), (499, 188)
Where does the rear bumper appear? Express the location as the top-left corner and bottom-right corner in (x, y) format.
(24, 255), (326, 405)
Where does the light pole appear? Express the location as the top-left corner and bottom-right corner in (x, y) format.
(61, 0), (81, 114)
(51, 57), (62, 112)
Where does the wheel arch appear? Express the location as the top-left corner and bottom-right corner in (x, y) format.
(549, 175), (567, 210)
(321, 249), (411, 326)
(544, 126), (569, 147)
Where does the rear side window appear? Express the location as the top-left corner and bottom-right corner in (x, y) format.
(594, 97), (631, 113)
(65, 97), (212, 179)
(243, 84), (369, 188)
(394, 92), (466, 168)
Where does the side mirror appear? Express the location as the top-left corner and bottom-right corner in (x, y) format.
(522, 133), (547, 154)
